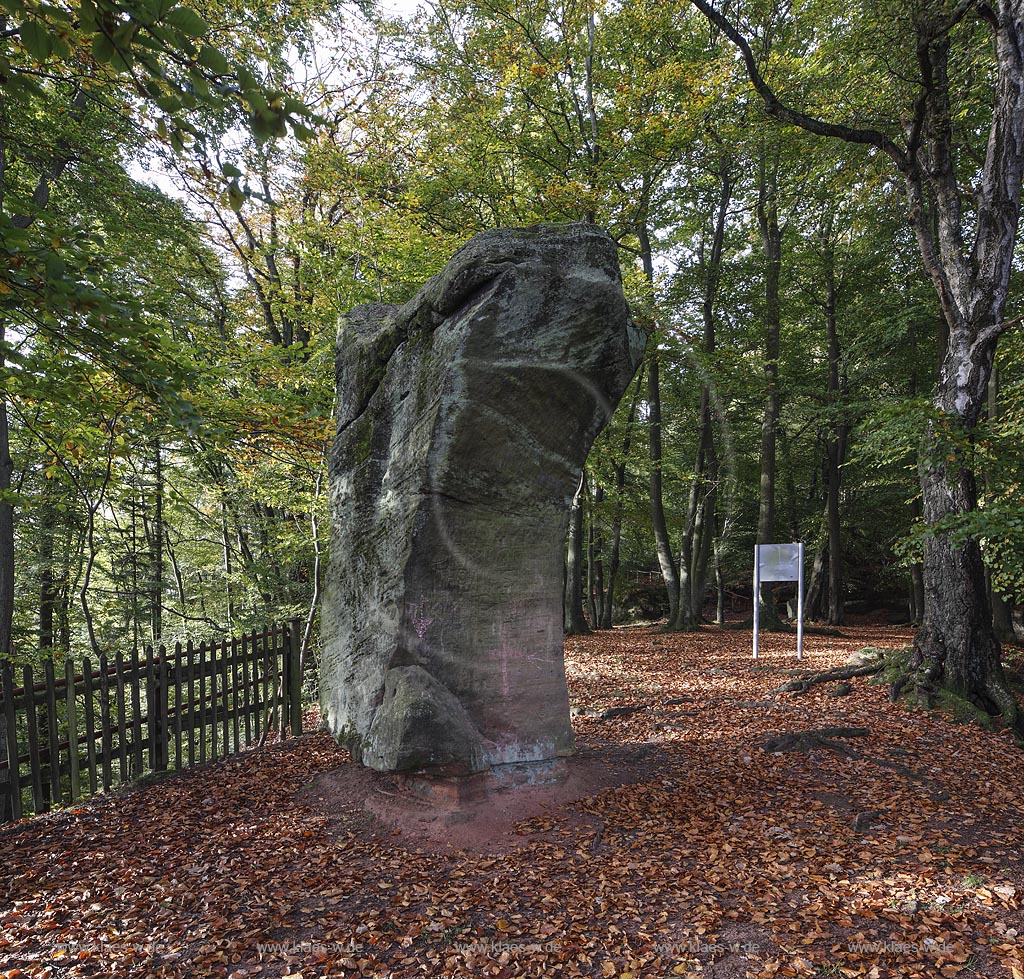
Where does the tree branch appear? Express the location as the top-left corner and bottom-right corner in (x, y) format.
(687, 0), (908, 170)
(973, 315), (1023, 352)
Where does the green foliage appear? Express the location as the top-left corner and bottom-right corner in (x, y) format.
(3, 0), (1022, 665)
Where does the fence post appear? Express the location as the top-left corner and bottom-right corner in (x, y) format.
(219, 637), (230, 758)
(43, 659), (60, 804)
(114, 652), (128, 781)
(145, 645), (156, 771)
(98, 653), (112, 792)
(82, 657), (97, 796)
(130, 646), (143, 777)
(23, 665), (45, 813)
(185, 639), (195, 768)
(156, 647), (169, 771)
(173, 641), (183, 770)
(2, 662), (21, 821)
(278, 624), (288, 740)
(65, 657), (81, 804)
(288, 619), (303, 737)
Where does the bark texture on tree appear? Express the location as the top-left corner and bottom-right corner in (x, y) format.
(905, 2), (1024, 727)
(0, 327), (13, 659)
(647, 349), (680, 623)
(564, 474), (591, 636)
(754, 150), (785, 631)
(670, 157), (731, 632)
(601, 366), (644, 628)
(688, 0), (1024, 728)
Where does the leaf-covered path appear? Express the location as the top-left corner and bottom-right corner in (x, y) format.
(2, 624), (1022, 979)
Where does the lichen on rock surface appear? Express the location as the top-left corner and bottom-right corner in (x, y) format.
(320, 223), (646, 775)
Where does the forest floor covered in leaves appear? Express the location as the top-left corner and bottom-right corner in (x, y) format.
(2, 621), (1023, 979)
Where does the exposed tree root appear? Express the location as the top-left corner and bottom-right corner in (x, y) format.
(761, 726), (951, 798)
(761, 727), (870, 756)
(597, 702), (653, 721)
(773, 659), (884, 695)
(772, 645), (1024, 744)
(981, 676), (1024, 741)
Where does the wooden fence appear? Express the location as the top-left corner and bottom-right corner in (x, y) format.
(0, 620), (305, 823)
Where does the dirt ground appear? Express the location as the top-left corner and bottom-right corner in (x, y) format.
(1, 621), (1022, 978)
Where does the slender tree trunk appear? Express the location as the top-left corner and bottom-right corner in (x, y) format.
(825, 438), (846, 626)
(586, 487), (598, 627)
(602, 366), (644, 628)
(805, 511), (829, 621)
(57, 527), (75, 650)
(167, 533), (188, 608)
(39, 504), (56, 650)
(589, 483), (605, 628)
(299, 468), (325, 675)
(639, 213), (680, 625)
(713, 526), (726, 626)
(672, 389), (717, 630)
(670, 159), (731, 631)
(647, 353), (679, 623)
(150, 437), (163, 643)
(80, 506), (101, 656)
(564, 472), (590, 635)
(755, 151), (785, 630)
(0, 324), (13, 657)
(822, 252), (847, 626)
(221, 502), (235, 630)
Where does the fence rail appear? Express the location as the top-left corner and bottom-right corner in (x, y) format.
(0, 619), (305, 824)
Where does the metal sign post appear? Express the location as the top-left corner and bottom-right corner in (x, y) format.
(752, 542), (805, 660)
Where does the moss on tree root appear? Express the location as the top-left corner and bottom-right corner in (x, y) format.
(779, 645), (1024, 743)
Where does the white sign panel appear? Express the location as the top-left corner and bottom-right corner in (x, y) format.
(753, 542), (804, 660)
(757, 543), (803, 582)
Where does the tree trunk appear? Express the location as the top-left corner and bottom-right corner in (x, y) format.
(713, 527), (726, 626)
(586, 486), (598, 628)
(0, 325), (13, 658)
(825, 435), (846, 626)
(672, 386), (717, 630)
(687, 0), (1024, 723)
(602, 366), (644, 628)
(670, 157), (731, 631)
(589, 483), (605, 628)
(805, 513), (829, 621)
(903, 8), (1024, 729)
(221, 501), (235, 629)
(38, 504), (57, 650)
(150, 437), (163, 643)
(914, 446), (1011, 716)
(647, 348), (679, 624)
(822, 252), (847, 626)
(755, 150), (785, 630)
(986, 363), (1014, 640)
(564, 473), (590, 635)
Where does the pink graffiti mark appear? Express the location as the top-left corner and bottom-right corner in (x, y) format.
(408, 604), (434, 642)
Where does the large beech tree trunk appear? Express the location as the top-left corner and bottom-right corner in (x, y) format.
(690, 0), (1024, 728)
(904, 8), (1024, 724)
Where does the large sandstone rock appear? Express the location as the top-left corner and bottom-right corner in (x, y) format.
(320, 223), (646, 775)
